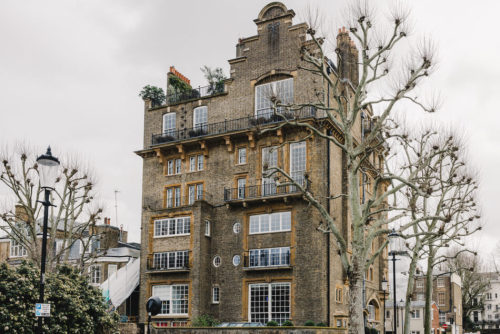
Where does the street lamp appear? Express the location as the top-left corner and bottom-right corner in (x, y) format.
(388, 229), (408, 334)
(382, 277), (388, 334)
(36, 147), (60, 334)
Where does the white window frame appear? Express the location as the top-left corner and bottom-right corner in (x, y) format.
(152, 284), (189, 316)
(189, 156), (196, 172)
(10, 239), (27, 258)
(193, 106), (208, 130)
(238, 147), (247, 164)
(89, 264), (101, 285)
(248, 282), (290, 325)
(153, 217), (191, 237)
(167, 160), (174, 175)
(197, 154), (204, 171)
(416, 280), (424, 289)
(261, 146), (278, 195)
(249, 211), (291, 235)
(237, 178), (246, 199)
(212, 286), (220, 304)
(249, 247), (290, 268)
(411, 309), (421, 319)
(153, 250), (189, 269)
(175, 159), (182, 174)
(290, 141), (306, 186)
(205, 220), (211, 237)
(438, 292), (445, 306)
(163, 113), (176, 135)
(437, 278), (445, 288)
(254, 78), (293, 116)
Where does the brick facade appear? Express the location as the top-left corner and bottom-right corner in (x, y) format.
(136, 2), (386, 331)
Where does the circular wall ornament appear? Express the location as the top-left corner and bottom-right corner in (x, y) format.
(233, 222), (242, 234)
(232, 255), (241, 266)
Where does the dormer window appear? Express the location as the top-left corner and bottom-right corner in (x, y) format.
(255, 78), (293, 117)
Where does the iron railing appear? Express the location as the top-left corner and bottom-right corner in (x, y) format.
(224, 178), (307, 202)
(146, 257), (190, 272)
(143, 191), (212, 211)
(166, 83), (225, 105)
(152, 107), (318, 146)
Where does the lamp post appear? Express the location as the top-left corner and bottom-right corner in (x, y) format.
(35, 147), (60, 334)
(382, 277), (388, 334)
(388, 229), (408, 334)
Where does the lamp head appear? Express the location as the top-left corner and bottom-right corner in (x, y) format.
(36, 146), (60, 190)
(382, 277), (388, 292)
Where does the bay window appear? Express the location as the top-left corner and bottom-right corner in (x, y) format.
(249, 211), (291, 234)
(154, 217), (190, 237)
(153, 250), (189, 269)
(249, 247), (290, 267)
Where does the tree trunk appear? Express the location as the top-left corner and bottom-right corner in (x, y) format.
(424, 248), (435, 334)
(348, 258), (365, 334)
(404, 239), (423, 334)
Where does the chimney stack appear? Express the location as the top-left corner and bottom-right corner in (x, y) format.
(336, 27), (359, 85)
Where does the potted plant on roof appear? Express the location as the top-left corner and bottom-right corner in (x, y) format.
(201, 66), (226, 95)
(139, 85), (166, 107)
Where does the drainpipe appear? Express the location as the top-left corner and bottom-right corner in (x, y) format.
(326, 70), (331, 327)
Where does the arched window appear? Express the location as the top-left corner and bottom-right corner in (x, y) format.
(193, 106), (208, 132)
(254, 78), (293, 117)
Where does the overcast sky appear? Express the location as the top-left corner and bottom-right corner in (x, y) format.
(1, 0), (499, 259)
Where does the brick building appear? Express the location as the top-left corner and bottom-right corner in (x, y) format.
(136, 2), (386, 330)
(412, 273), (462, 334)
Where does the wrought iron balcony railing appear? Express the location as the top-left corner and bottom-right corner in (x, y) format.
(151, 107), (318, 146)
(166, 83), (225, 105)
(224, 178), (307, 202)
(146, 257), (190, 273)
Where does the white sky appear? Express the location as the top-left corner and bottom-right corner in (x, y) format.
(1, 0), (499, 258)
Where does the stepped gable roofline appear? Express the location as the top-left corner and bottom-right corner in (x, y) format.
(254, 2), (295, 25)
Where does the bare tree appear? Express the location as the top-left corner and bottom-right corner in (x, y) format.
(394, 130), (481, 334)
(257, 1), (448, 332)
(0, 144), (103, 273)
(445, 248), (490, 331)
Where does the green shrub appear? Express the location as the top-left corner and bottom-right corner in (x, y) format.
(281, 320), (294, 326)
(139, 85), (166, 107)
(304, 320), (315, 326)
(191, 314), (220, 327)
(266, 320), (279, 326)
(316, 322), (328, 327)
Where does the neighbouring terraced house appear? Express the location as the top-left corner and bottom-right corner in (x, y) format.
(136, 2), (387, 331)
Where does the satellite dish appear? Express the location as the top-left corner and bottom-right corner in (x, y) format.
(146, 296), (162, 316)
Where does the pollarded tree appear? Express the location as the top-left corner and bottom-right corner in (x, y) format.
(445, 248), (489, 332)
(259, 2), (444, 332)
(393, 130), (481, 334)
(0, 145), (103, 273)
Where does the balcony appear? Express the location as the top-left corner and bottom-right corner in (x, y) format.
(151, 107), (318, 146)
(224, 179), (307, 204)
(242, 254), (292, 271)
(166, 83), (225, 105)
(143, 191), (213, 212)
(146, 257), (190, 274)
